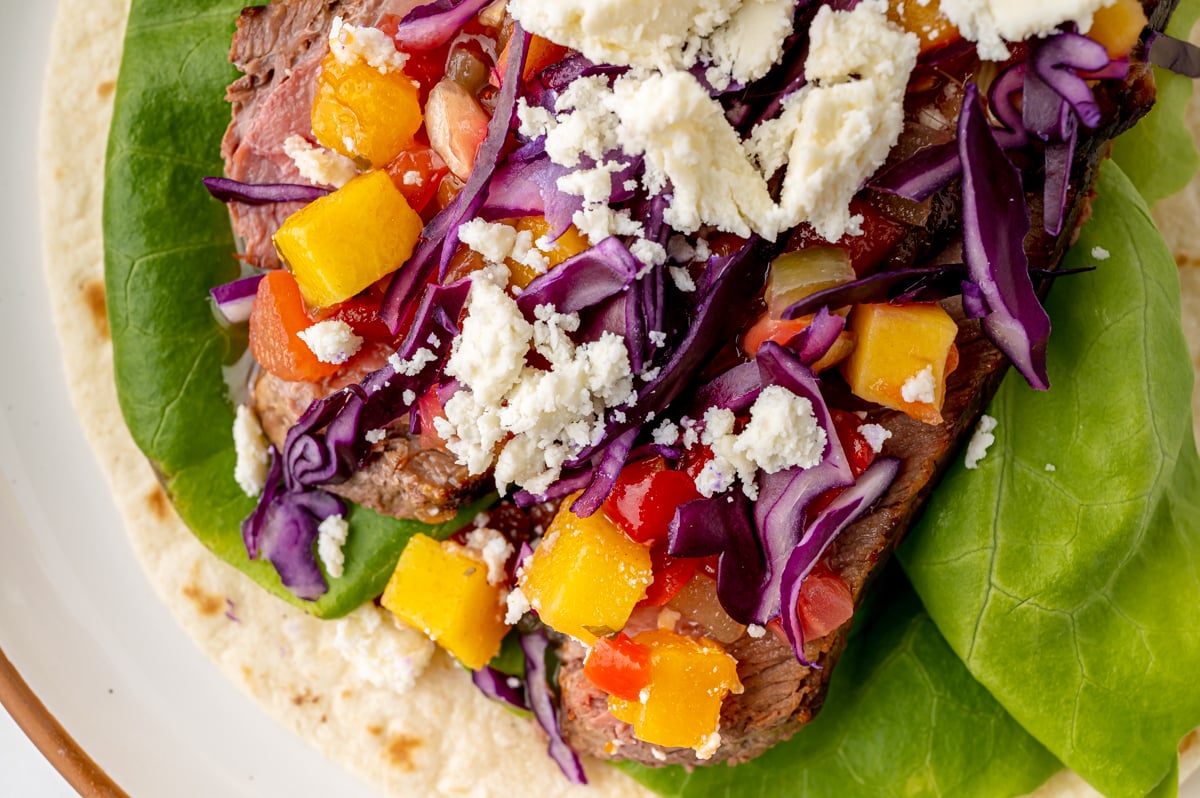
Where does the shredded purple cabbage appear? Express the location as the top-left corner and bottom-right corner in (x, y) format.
(202, 177), (329, 205)
(515, 237), (639, 317)
(781, 265), (966, 319)
(390, 0), (492, 51)
(959, 83), (1051, 390)
(210, 274), (263, 324)
(521, 630), (587, 784)
(471, 666), (529, 712)
(1148, 31), (1200, 76)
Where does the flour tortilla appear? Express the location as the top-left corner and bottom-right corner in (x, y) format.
(37, 0), (1200, 795)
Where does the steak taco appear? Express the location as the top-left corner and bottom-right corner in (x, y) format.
(40, 0), (1200, 794)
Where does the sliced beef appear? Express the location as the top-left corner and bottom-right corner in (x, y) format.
(222, 0), (419, 267)
(253, 363), (485, 523)
(559, 15), (1166, 767)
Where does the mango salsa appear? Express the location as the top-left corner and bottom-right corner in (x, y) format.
(840, 302), (958, 425)
(1087, 0), (1148, 58)
(607, 629), (742, 754)
(381, 534), (508, 670)
(311, 52), (423, 168)
(508, 217), (590, 289)
(274, 170), (423, 309)
(518, 497), (653, 644)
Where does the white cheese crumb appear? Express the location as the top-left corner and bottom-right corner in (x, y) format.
(298, 319), (363, 365)
(648, 330), (668, 348)
(964, 414), (999, 470)
(650, 748), (668, 762)
(317, 513), (350, 579)
(458, 217), (520, 265)
(233, 404), (270, 497)
(694, 731), (722, 760)
(332, 604), (434, 695)
(746, 623), (767, 639)
(857, 423), (892, 454)
(328, 16), (409, 73)
(640, 367), (662, 383)
(364, 428), (387, 444)
(283, 135), (359, 188)
(402, 389), (416, 406)
(652, 419), (681, 447)
(936, 0), (1112, 61)
(669, 265), (697, 293)
(402, 170), (422, 186)
(465, 527), (515, 586)
(505, 586), (532, 625)
(1091, 246), (1111, 261)
(388, 346), (438, 377)
(630, 238), (668, 269)
(900, 365), (937, 405)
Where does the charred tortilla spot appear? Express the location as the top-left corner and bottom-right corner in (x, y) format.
(291, 689), (320, 707)
(82, 277), (109, 340)
(367, 723), (384, 737)
(145, 485), (170, 521)
(385, 734), (422, 771)
(96, 80), (115, 98)
(182, 583), (225, 618)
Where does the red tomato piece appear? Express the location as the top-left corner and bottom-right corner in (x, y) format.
(796, 565), (854, 641)
(601, 457), (702, 545)
(312, 295), (395, 344)
(415, 386), (448, 451)
(829, 409), (876, 478)
(639, 548), (700, 608)
(384, 146), (450, 215)
(784, 198), (907, 277)
(583, 633), (652, 702)
(741, 314), (813, 357)
(249, 270), (340, 383)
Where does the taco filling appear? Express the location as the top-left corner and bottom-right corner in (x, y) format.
(194, 0), (1188, 779)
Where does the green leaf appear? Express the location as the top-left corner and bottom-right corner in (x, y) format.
(102, 0), (487, 618)
(1111, 0), (1200, 204)
(619, 571), (1060, 798)
(899, 161), (1200, 798)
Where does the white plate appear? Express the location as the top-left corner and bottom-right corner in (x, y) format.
(3, 1), (1199, 797)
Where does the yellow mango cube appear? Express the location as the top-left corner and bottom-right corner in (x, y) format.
(518, 497), (653, 644)
(1087, 0), (1148, 58)
(381, 534), (509, 670)
(312, 52), (423, 168)
(840, 302), (959, 425)
(607, 629), (742, 753)
(274, 170), (423, 309)
(506, 217), (591, 289)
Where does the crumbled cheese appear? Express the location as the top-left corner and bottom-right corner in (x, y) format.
(505, 586), (532, 625)
(667, 235), (696, 263)
(669, 265), (697, 293)
(298, 319), (363, 365)
(648, 330), (668, 348)
(402, 389), (416, 406)
(332, 604), (435, 695)
(900, 365), (937, 405)
(858, 423), (892, 454)
(402, 170), (422, 186)
(388, 346), (439, 378)
(746, 623), (766, 638)
(629, 238), (668, 269)
(458, 217), (519, 264)
(702, 0), (796, 89)
(465, 527), (515, 586)
(328, 15), (408, 73)
(437, 268), (637, 495)
(317, 513), (350, 578)
(936, 0), (1112, 61)
(364, 428), (387, 444)
(696, 386), (826, 499)
(283, 135), (359, 188)
(650, 748), (668, 762)
(640, 367), (662, 382)
(1091, 246), (1111, 261)
(232, 404), (270, 497)
(652, 419), (681, 447)
(964, 414), (999, 470)
(694, 731), (722, 760)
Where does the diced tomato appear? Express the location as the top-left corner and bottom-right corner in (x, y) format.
(680, 445), (713, 483)
(378, 15), (452, 94)
(784, 198), (907, 277)
(601, 456), (702, 545)
(415, 386), (448, 451)
(249, 270), (340, 383)
(639, 548), (700, 608)
(796, 565), (854, 641)
(384, 146), (450, 215)
(741, 314), (813, 356)
(830, 409), (876, 478)
(583, 633), (652, 702)
(311, 295), (395, 344)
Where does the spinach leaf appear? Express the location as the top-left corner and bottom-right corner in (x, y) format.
(899, 161), (1200, 798)
(1111, 0), (1200, 204)
(103, 0), (485, 618)
(620, 570), (1060, 798)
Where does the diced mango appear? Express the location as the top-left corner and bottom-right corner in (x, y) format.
(274, 170), (423, 309)
(607, 629), (742, 753)
(1087, 0), (1148, 58)
(381, 534), (508, 670)
(518, 496), (653, 644)
(886, 0), (961, 55)
(312, 52), (423, 168)
(840, 302), (959, 425)
(507, 217), (590, 289)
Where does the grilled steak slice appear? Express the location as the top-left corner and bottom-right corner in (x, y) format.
(558, 21), (1164, 766)
(221, 0), (417, 268)
(253, 366), (486, 523)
